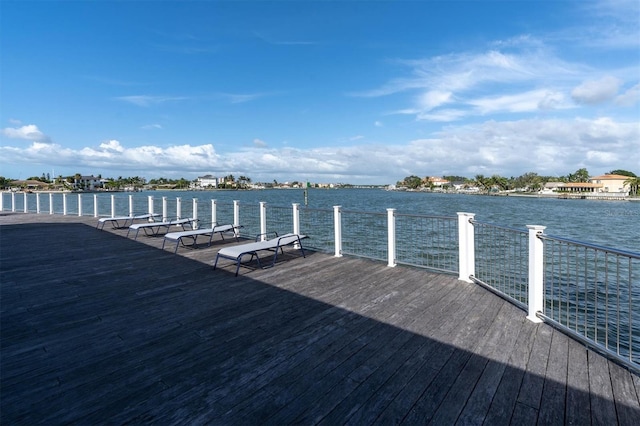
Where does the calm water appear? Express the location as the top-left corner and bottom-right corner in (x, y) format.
(4, 188), (639, 252)
(158, 188), (639, 252)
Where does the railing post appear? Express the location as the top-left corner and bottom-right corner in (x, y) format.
(23, 192), (28, 213)
(293, 203), (300, 235)
(49, 193), (54, 215)
(78, 194), (82, 216)
(211, 199), (217, 226)
(0, 192), (3, 212)
(162, 197), (168, 222)
(293, 203), (301, 248)
(111, 195), (116, 218)
(527, 225), (546, 323)
(93, 194), (98, 218)
(63, 193), (68, 215)
(457, 212), (476, 283)
(176, 197), (182, 220)
(260, 202), (267, 241)
(11, 192), (15, 212)
(334, 205), (342, 257)
(387, 208), (397, 267)
(192, 198), (198, 229)
(36, 193), (41, 214)
(129, 194), (134, 217)
(149, 195), (155, 218)
(233, 200), (240, 235)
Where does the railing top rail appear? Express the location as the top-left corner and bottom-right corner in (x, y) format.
(470, 219), (528, 235)
(300, 207), (334, 213)
(539, 233), (640, 259)
(341, 209), (387, 216)
(395, 213), (457, 220)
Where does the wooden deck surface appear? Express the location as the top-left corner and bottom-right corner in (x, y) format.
(1, 212), (639, 425)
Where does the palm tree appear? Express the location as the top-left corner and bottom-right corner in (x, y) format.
(624, 176), (640, 197)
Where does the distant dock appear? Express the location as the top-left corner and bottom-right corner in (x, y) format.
(1, 212), (639, 424)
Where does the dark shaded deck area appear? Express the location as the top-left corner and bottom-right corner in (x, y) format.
(1, 212), (639, 425)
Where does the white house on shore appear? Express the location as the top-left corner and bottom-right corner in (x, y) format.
(195, 175), (219, 189)
(74, 175), (104, 191)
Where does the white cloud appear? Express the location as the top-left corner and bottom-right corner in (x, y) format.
(99, 140), (125, 153)
(1, 124), (50, 142)
(572, 76), (622, 104)
(615, 83), (640, 106)
(374, 121), (383, 127)
(2, 117), (637, 183)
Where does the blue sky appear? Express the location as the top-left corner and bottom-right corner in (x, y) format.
(1, 0), (638, 184)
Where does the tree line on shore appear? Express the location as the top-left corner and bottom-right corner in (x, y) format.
(396, 168), (640, 195)
(2, 167), (639, 196)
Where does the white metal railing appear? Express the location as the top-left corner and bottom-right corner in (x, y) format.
(464, 217), (639, 373)
(468, 219), (530, 309)
(3, 191), (638, 372)
(538, 234), (639, 370)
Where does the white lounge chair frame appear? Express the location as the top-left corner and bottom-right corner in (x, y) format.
(126, 218), (197, 240)
(162, 224), (242, 253)
(213, 233), (306, 276)
(96, 213), (160, 230)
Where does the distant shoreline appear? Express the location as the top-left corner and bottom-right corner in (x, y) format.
(2, 188), (637, 202)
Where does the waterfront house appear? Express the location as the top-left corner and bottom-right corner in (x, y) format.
(424, 176), (450, 187)
(196, 175), (219, 189)
(590, 174), (630, 195)
(555, 182), (603, 193)
(73, 175), (104, 191)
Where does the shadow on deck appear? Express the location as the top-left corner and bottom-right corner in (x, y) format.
(1, 213), (639, 424)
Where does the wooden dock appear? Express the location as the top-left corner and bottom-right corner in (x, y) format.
(1, 212), (639, 425)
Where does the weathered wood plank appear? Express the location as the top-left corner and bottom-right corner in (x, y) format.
(538, 328), (569, 424)
(1, 213), (638, 425)
(588, 349), (618, 425)
(565, 338), (593, 425)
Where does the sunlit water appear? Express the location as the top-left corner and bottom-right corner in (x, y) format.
(152, 188), (638, 251)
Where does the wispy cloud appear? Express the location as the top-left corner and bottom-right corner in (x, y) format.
(115, 95), (189, 107)
(615, 83), (640, 106)
(141, 124), (163, 130)
(354, 29), (638, 123)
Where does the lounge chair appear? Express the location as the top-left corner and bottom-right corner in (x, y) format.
(213, 233), (306, 276)
(162, 224), (242, 253)
(126, 218), (196, 240)
(96, 213), (160, 230)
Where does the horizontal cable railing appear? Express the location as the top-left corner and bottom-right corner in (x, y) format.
(470, 220), (529, 309)
(265, 205), (294, 238)
(340, 210), (388, 262)
(299, 207), (334, 253)
(395, 213), (458, 274)
(539, 234), (640, 367)
(238, 202), (261, 238)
